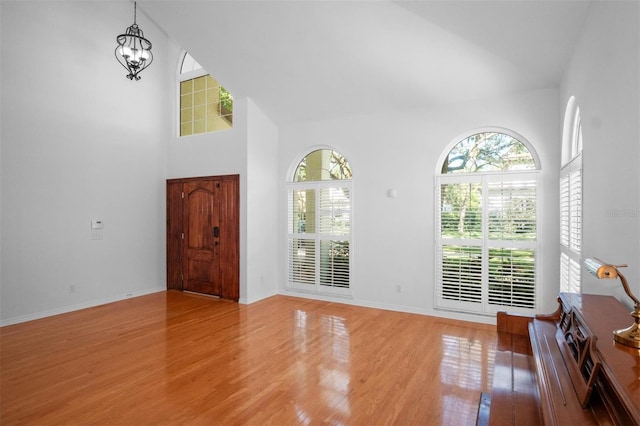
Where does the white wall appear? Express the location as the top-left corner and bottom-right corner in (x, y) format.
(560, 1), (640, 306)
(278, 88), (561, 322)
(245, 101), (279, 303)
(0, 1), (172, 324)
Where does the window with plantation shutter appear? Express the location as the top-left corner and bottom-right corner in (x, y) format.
(559, 97), (583, 293)
(287, 150), (352, 295)
(436, 131), (540, 315)
(486, 177), (537, 309)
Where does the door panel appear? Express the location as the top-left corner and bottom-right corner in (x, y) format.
(183, 181), (221, 296)
(186, 187), (213, 249)
(166, 181), (183, 290)
(218, 178), (239, 300)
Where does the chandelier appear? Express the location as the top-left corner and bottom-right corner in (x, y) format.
(115, 2), (153, 81)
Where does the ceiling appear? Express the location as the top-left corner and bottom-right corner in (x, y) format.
(140, 0), (592, 126)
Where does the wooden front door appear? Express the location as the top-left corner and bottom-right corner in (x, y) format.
(183, 180), (220, 295)
(167, 175), (239, 301)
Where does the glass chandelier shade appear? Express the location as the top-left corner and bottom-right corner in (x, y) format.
(115, 2), (153, 81)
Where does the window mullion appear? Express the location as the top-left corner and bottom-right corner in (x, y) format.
(481, 175), (490, 313)
(314, 183), (320, 292)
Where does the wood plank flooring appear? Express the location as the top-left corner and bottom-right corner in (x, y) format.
(1, 291), (497, 425)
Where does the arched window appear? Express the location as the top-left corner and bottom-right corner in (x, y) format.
(178, 52), (233, 136)
(442, 132), (537, 174)
(180, 52), (203, 74)
(287, 149), (352, 295)
(559, 97), (583, 293)
(436, 130), (540, 315)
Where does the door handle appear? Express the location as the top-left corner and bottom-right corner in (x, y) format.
(213, 226), (219, 238)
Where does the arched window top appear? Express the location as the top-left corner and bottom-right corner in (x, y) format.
(180, 52), (203, 74)
(293, 149), (352, 182)
(561, 96), (583, 166)
(441, 131), (538, 174)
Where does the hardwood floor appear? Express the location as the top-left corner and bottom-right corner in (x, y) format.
(1, 291), (497, 425)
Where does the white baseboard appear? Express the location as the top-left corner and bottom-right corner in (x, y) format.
(1, 287), (497, 327)
(0, 287), (165, 327)
(277, 288), (496, 325)
(240, 290), (278, 305)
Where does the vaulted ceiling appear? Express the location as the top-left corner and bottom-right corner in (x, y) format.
(140, 0), (592, 126)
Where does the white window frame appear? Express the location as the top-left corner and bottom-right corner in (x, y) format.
(435, 129), (541, 316)
(560, 97), (583, 293)
(286, 181), (352, 296)
(436, 171), (540, 315)
(286, 150), (353, 297)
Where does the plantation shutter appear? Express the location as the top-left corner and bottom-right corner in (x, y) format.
(437, 177), (483, 312)
(319, 186), (351, 289)
(487, 247), (536, 309)
(439, 245), (482, 303)
(486, 176), (537, 309)
(569, 168), (582, 252)
(487, 179), (537, 240)
(560, 175), (570, 247)
(436, 173), (538, 314)
(568, 256), (581, 293)
(287, 182), (351, 295)
(559, 155), (582, 293)
(287, 189), (316, 287)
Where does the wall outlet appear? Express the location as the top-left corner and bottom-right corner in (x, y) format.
(396, 284), (402, 293)
(68, 284), (76, 293)
(90, 231), (103, 240)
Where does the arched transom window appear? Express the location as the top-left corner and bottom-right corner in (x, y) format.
(442, 131), (537, 173)
(287, 149), (352, 295)
(436, 131), (540, 315)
